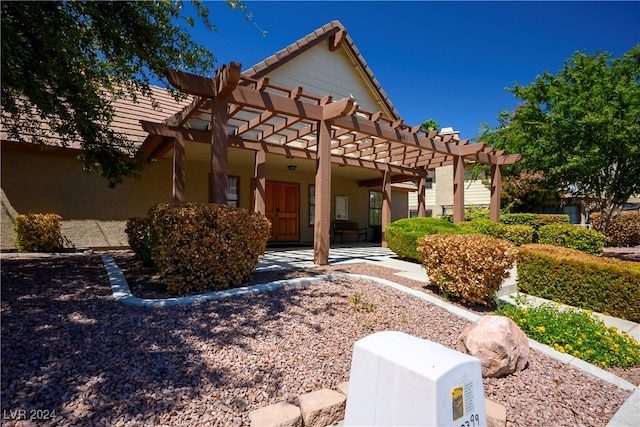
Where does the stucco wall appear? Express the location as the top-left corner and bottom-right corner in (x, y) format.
(2, 147), (409, 249)
(1, 148), (177, 249)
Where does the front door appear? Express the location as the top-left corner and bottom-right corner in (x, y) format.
(265, 181), (300, 241)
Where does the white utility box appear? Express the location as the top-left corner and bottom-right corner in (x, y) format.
(344, 331), (487, 426)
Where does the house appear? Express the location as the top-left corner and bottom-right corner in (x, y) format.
(1, 21), (520, 263)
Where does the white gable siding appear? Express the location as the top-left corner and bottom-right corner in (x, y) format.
(264, 44), (389, 115)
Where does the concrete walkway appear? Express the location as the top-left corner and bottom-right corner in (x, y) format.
(103, 244), (639, 426)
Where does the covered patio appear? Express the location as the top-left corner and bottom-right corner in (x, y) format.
(139, 61), (521, 265)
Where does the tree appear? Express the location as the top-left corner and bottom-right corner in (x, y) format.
(1, 1), (247, 187)
(483, 46), (640, 230)
(421, 119), (440, 132)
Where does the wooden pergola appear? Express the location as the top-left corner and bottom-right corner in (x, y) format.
(139, 62), (521, 265)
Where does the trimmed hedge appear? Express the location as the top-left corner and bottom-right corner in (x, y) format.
(538, 223), (605, 256)
(501, 213), (569, 242)
(417, 234), (517, 306)
(14, 213), (63, 252)
(517, 244), (640, 322)
(591, 211), (640, 247)
(127, 203), (271, 295)
(385, 218), (472, 261)
(459, 219), (533, 246)
(501, 213), (570, 228)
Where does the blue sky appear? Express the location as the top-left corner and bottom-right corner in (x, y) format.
(183, 1), (639, 140)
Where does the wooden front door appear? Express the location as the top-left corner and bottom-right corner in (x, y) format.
(265, 181), (299, 241)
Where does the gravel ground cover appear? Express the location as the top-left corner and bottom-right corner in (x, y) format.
(1, 253), (636, 426)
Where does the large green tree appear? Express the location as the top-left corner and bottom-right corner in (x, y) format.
(482, 46), (640, 230)
(1, 1), (246, 187)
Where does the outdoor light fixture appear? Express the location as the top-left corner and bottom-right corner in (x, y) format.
(288, 165), (297, 171)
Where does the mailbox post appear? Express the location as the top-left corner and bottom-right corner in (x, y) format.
(344, 331), (487, 426)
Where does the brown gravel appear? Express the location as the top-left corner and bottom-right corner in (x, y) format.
(1, 253), (636, 426)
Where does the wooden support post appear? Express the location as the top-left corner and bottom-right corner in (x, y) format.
(490, 164), (502, 223)
(254, 150), (266, 214)
(417, 177), (426, 217)
(172, 135), (186, 203)
(381, 170), (392, 247)
(210, 98), (228, 204)
(314, 119), (331, 265)
(453, 155), (465, 224)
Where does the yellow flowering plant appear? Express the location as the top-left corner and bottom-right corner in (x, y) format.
(496, 300), (640, 368)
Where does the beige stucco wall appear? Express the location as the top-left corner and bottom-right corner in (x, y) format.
(1, 148), (177, 249)
(2, 147), (409, 250)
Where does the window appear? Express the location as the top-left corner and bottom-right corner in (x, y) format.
(369, 191), (382, 226)
(227, 176), (239, 207)
(309, 185), (315, 225)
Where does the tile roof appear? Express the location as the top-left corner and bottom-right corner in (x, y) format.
(1, 86), (190, 150)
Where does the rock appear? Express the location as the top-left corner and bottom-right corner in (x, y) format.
(249, 401), (302, 427)
(296, 389), (346, 427)
(336, 381), (349, 396)
(457, 315), (529, 378)
(485, 397), (507, 427)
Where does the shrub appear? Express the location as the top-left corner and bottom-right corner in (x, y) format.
(149, 202), (271, 295)
(464, 205), (490, 222)
(496, 297), (640, 368)
(125, 217), (154, 266)
(417, 234), (517, 306)
(538, 223), (605, 256)
(14, 213), (63, 252)
(517, 244), (640, 322)
(385, 217), (472, 261)
(459, 219), (533, 246)
(591, 211), (640, 247)
(501, 224), (535, 246)
(501, 213), (569, 242)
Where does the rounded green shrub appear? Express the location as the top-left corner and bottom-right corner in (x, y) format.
(385, 217), (472, 261)
(459, 219), (533, 246)
(501, 213), (569, 242)
(538, 223), (605, 255)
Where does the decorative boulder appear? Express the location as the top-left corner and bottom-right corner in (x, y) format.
(457, 315), (529, 378)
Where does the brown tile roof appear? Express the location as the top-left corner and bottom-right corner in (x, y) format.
(1, 86), (190, 150)
(242, 20), (401, 120)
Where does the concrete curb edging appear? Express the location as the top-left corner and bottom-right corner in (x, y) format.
(101, 254), (639, 425)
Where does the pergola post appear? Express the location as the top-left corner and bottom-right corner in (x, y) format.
(172, 135), (186, 203)
(453, 155), (465, 223)
(314, 119), (332, 265)
(417, 177), (426, 217)
(210, 98), (229, 204)
(381, 170), (392, 247)
(490, 164), (502, 222)
(253, 149), (266, 214)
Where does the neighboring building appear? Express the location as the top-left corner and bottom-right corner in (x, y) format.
(2, 21), (517, 256)
(408, 128), (491, 218)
